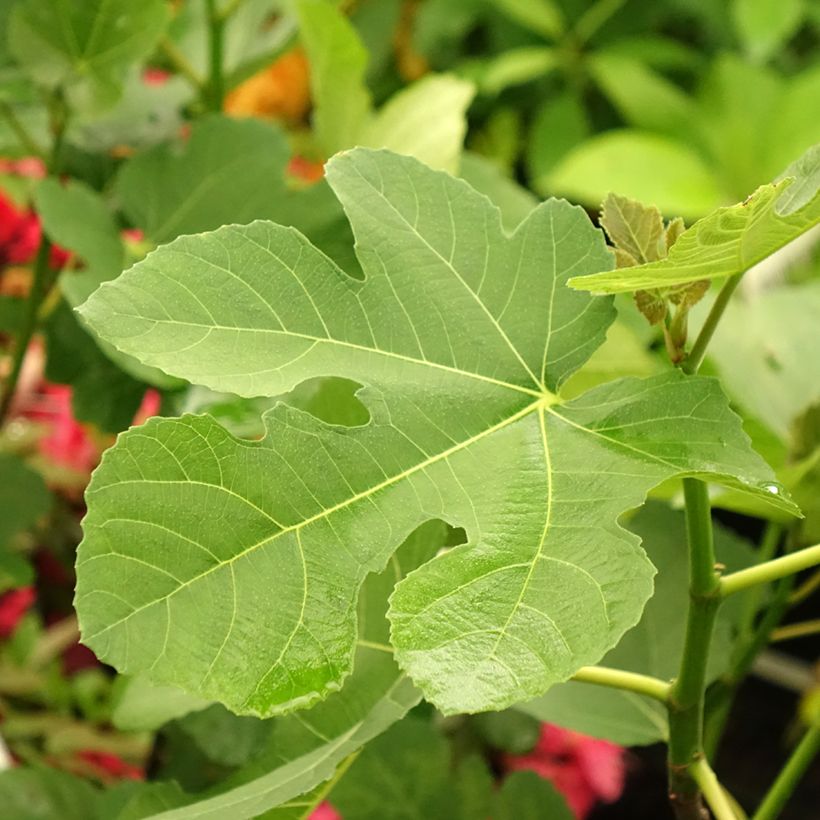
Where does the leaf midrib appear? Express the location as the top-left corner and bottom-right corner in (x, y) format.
(80, 399), (545, 643)
(85, 311), (544, 399)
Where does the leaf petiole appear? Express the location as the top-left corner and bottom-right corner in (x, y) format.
(752, 724), (820, 820)
(682, 274), (742, 375)
(691, 757), (742, 820)
(720, 543), (820, 597)
(570, 666), (671, 702)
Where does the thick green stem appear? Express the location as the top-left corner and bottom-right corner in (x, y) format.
(682, 274), (742, 375)
(753, 725), (820, 820)
(571, 665), (671, 702)
(205, 0), (226, 111)
(667, 478), (723, 819)
(721, 544), (820, 597)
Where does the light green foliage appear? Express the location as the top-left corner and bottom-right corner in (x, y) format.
(297, 0), (372, 156)
(527, 91), (589, 187)
(112, 676), (210, 733)
(588, 53), (697, 138)
(76, 150), (795, 721)
(570, 144), (820, 293)
(359, 75), (474, 173)
(708, 282), (820, 442)
(521, 503), (757, 744)
(547, 132), (723, 220)
(8, 0), (169, 106)
(550, 56), (820, 216)
(733, 0), (806, 63)
(297, 0), (474, 170)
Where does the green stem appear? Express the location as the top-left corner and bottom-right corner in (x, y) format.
(0, 237), (54, 425)
(204, 0), (226, 111)
(571, 665), (671, 702)
(753, 725), (820, 820)
(0, 101), (46, 158)
(789, 567), (820, 605)
(771, 618), (820, 642)
(0, 95), (67, 427)
(682, 274), (742, 376)
(667, 478), (723, 819)
(691, 758), (741, 820)
(721, 544), (820, 598)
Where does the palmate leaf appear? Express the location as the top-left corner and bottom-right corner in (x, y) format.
(76, 149), (796, 718)
(569, 142), (820, 294)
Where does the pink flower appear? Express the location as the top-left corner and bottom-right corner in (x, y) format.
(0, 587), (36, 637)
(503, 724), (625, 818)
(309, 803), (341, 820)
(22, 384), (101, 474)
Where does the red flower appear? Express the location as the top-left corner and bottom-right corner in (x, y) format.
(75, 750), (144, 781)
(503, 724), (625, 818)
(0, 193), (40, 266)
(142, 67), (170, 86)
(309, 803), (341, 820)
(0, 189), (70, 270)
(0, 587), (36, 637)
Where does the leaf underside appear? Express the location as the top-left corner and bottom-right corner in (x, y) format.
(76, 149), (796, 718)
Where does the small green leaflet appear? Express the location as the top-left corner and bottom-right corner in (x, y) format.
(569, 142), (820, 294)
(76, 149), (796, 718)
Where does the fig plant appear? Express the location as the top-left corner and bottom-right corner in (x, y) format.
(72, 142), (820, 819)
(0, 2), (819, 819)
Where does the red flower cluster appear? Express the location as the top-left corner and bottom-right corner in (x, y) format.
(504, 724), (626, 818)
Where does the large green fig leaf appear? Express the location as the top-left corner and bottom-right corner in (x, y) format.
(569, 143), (820, 294)
(76, 149), (796, 717)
